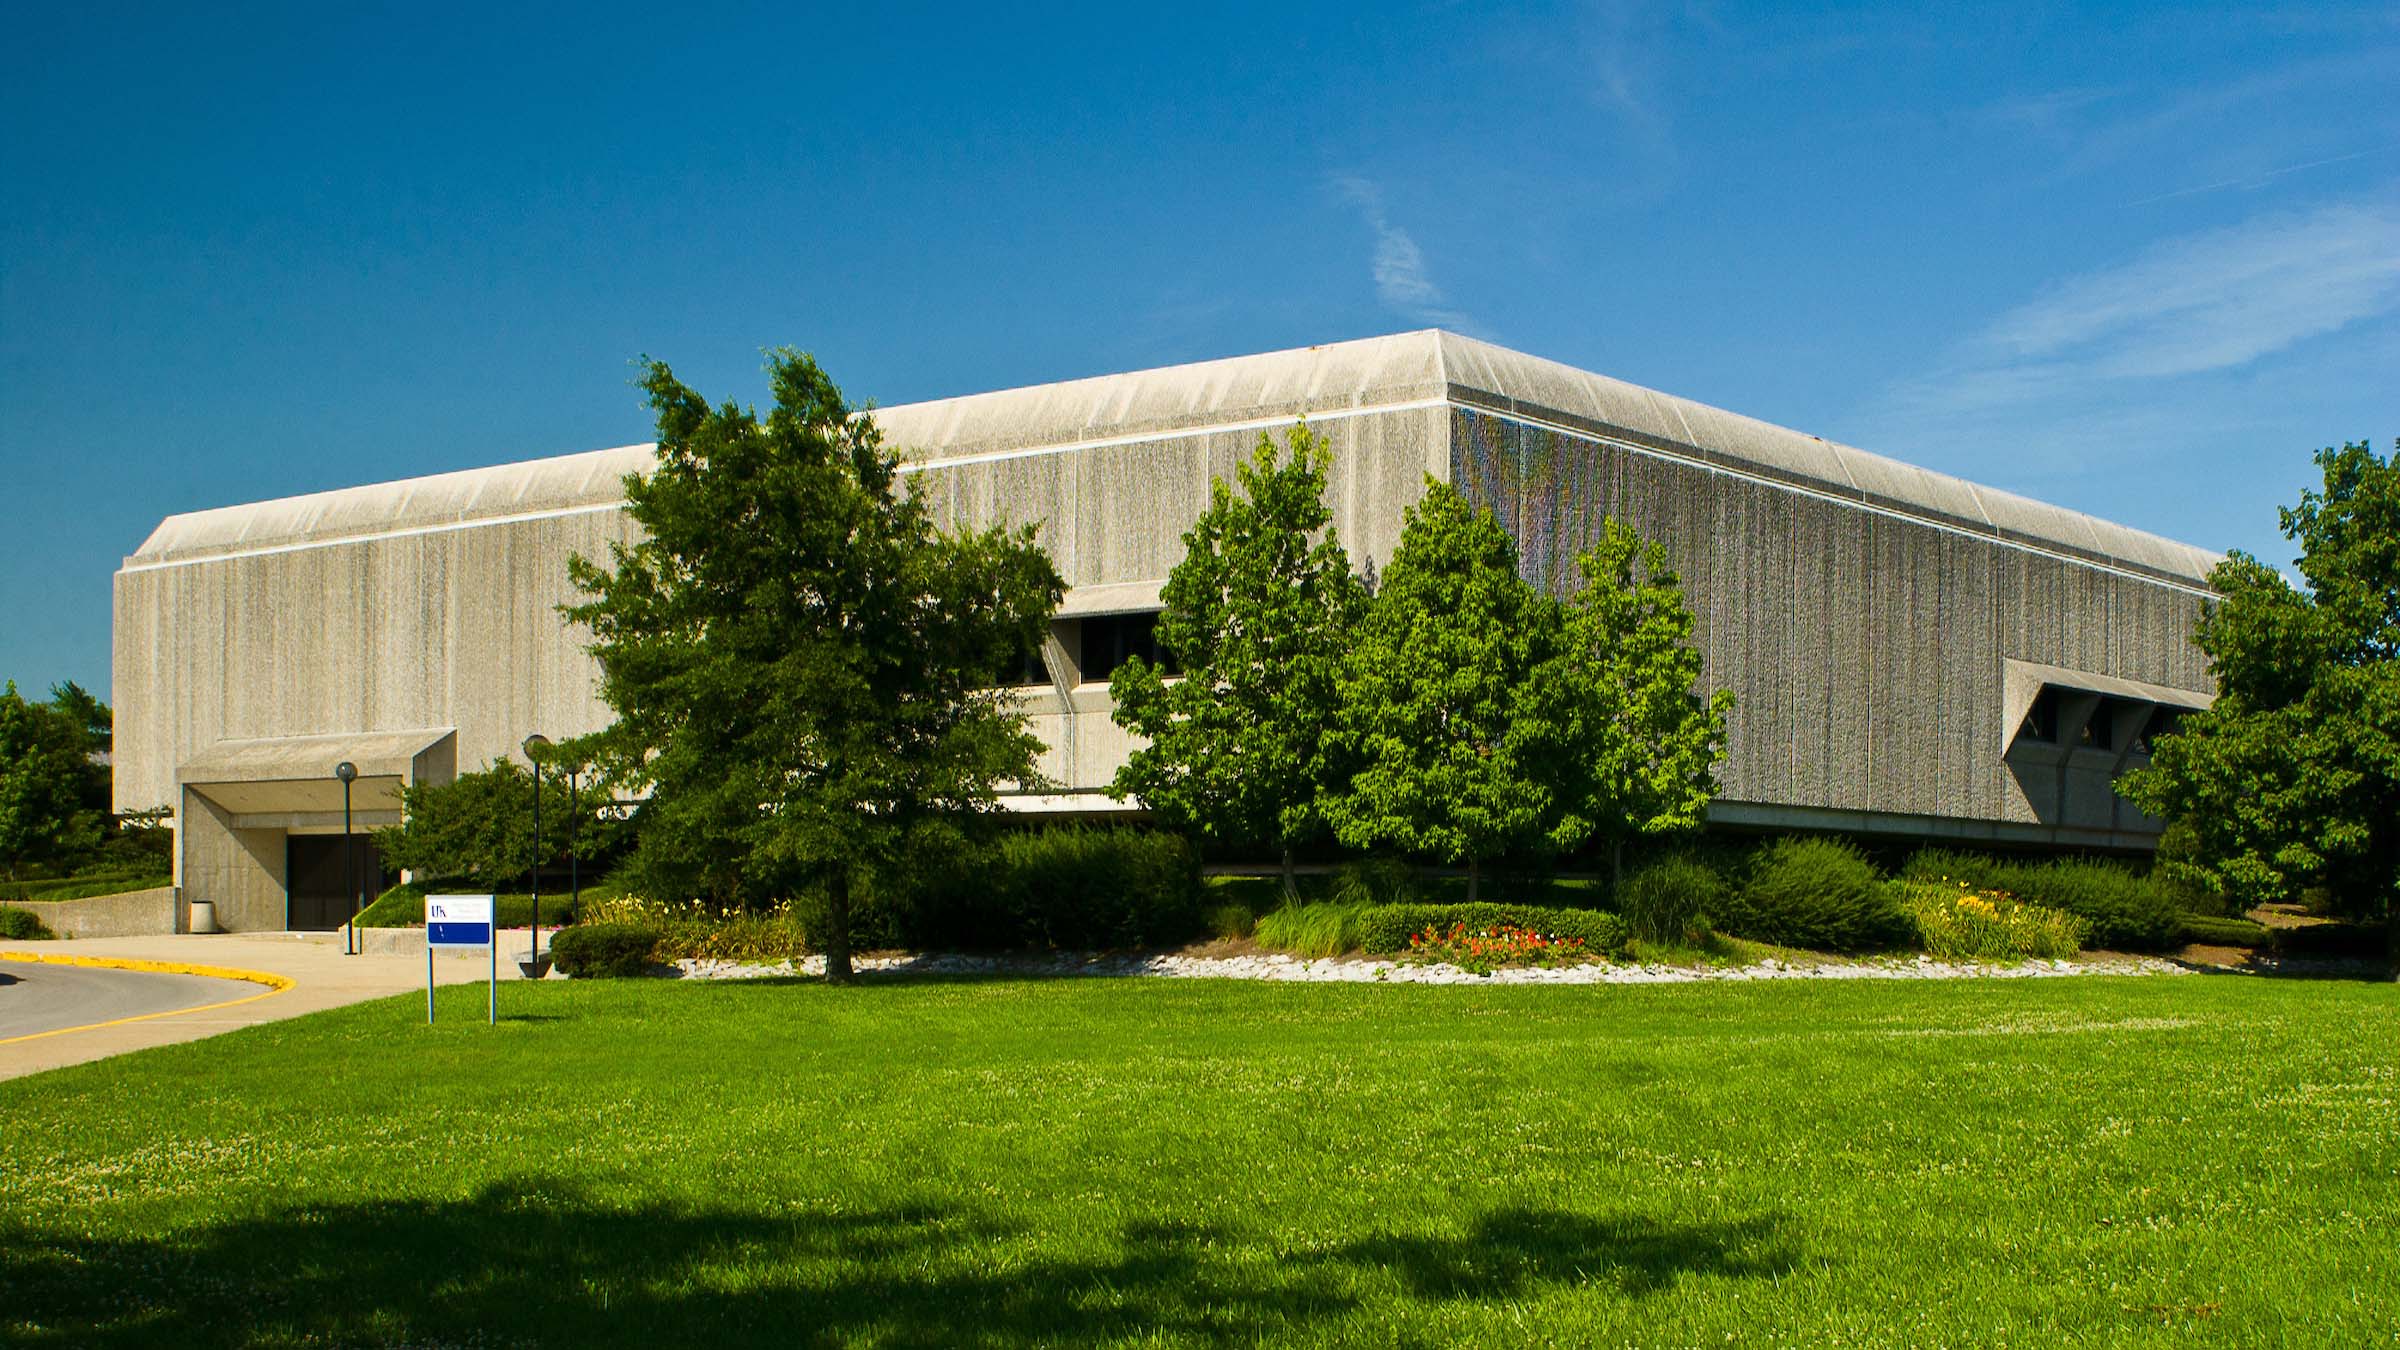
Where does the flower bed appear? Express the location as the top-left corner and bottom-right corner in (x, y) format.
(1406, 921), (1594, 974)
(1894, 880), (2086, 960)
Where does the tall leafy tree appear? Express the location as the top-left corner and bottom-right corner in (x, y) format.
(564, 351), (1063, 981)
(2121, 439), (2400, 968)
(1542, 520), (1733, 887)
(374, 759), (620, 891)
(0, 681), (106, 880)
(1109, 424), (1366, 895)
(1325, 481), (1566, 900)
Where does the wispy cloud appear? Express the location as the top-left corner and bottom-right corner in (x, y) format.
(1885, 200), (2400, 421)
(1330, 175), (1479, 332)
(1983, 49), (2400, 184)
(1974, 86), (2124, 135)
(1576, 0), (1684, 178)
(2119, 143), (2400, 207)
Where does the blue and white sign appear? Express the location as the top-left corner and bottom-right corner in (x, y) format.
(425, 894), (499, 1024)
(426, 894), (495, 947)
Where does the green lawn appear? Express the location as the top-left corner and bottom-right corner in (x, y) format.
(3, 974), (2394, 1346)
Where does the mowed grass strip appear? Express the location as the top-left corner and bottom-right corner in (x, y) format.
(3, 975), (2394, 1346)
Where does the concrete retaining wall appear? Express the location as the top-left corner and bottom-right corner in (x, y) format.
(10, 887), (181, 938)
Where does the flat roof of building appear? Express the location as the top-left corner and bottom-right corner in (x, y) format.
(124, 330), (2221, 586)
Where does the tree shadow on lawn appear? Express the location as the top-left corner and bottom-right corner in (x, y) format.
(2, 1184), (1797, 1347)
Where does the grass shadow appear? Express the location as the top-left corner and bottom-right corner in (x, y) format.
(1, 1182), (1795, 1346)
(1326, 1206), (1798, 1299)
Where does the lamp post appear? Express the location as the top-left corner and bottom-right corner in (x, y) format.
(521, 734), (552, 978)
(565, 763), (581, 918)
(334, 761), (358, 954)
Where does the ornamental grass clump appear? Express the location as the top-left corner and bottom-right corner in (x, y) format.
(1253, 901), (1372, 958)
(1895, 879), (2086, 961)
(1406, 921), (1589, 974)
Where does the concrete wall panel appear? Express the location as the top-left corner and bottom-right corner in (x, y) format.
(1447, 407), (2211, 836)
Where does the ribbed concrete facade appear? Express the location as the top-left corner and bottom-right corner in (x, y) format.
(116, 331), (2218, 931)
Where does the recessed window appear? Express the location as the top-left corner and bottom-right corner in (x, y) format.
(2017, 688), (2059, 744)
(1080, 612), (1176, 683)
(2079, 699), (2116, 750)
(998, 635), (1050, 687)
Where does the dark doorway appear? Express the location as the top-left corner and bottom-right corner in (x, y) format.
(286, 835), (384, 931)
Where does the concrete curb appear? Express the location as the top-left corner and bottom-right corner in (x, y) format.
(0, 949), (293, 991)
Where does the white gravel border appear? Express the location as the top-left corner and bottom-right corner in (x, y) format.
(670, 950), (2193, 985)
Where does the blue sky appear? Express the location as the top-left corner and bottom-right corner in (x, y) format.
(4, 2), (2396, 696)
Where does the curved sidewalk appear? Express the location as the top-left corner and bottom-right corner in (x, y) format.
(0, 932), (547, 1082)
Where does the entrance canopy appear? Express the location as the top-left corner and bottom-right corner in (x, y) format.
(180, 728), (456, 820)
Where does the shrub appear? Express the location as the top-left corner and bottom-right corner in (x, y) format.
(1355, 903), (1629, 959)
(2270, 921), (2386, 960)
(549, 921), (662, 978)
(910, 827), (1202, 951)
(1618, 855), (1726, 943)
(0, 904), (57, 940)
(1893, 880), (2085, 960)
(1719, 838), (1907, 952)
(2029, 861), (2181, 951)
(1253, 901), (1371, 957)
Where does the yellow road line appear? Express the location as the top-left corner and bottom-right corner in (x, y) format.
(0, 951), (294, 1047)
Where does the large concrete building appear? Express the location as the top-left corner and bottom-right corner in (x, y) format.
(115, 331), (2219, 932)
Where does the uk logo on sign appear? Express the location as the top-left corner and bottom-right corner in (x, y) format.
(426, 895), (495, 948)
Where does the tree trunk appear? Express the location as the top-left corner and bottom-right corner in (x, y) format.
(1280, 846), (1298, 903)
(1610, 838), (1625, 896)
(1467, 855), (1480, 904)
(823, 867), (855, 985)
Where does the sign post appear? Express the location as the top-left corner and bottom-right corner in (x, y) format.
(425, 894), (497, 1024)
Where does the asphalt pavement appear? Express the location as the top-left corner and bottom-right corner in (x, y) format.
(0, 961), (240, 1041)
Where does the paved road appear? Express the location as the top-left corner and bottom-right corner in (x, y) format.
(0, 961), (239, 1041)
(0, 934), (551, 1082)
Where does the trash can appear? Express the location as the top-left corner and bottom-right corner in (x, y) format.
(189, 899), (220, 935)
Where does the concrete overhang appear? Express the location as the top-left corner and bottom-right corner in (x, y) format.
(1057, 579), (1165, 618)
(179, 728), (457, 817)
(1999, 660), (2212, 752)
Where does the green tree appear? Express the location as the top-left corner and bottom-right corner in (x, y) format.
(2121, 439), (2400, 967)
(564, 350), (1063, 981)
(0, 681), (105, 880)
(373, 759), (615, 890)
(1325, 481), (1566, 900)
(1542, 520), (1733, 888)
(1108, 424), (1366, 896)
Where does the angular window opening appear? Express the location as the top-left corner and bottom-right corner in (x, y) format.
(2079, 698), (2116, 750)
(2017, 687), (2060, 744)
(1080, 612), (1176, 683)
